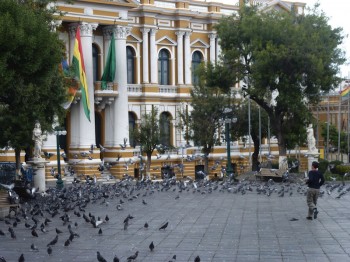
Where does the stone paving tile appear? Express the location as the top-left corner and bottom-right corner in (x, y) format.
(1, 180), (350, 261)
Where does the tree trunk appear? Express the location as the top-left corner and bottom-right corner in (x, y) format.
(15, 148), (21, 180)
(270, 115), (287, 156)
(251, 135), (260, 171)
(146, 152), (152, 180)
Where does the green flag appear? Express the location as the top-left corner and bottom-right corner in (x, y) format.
(101, 33), (116, 90)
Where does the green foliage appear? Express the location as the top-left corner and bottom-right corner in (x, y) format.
(318, 159), (329, 174)
(320, 122), (348, 153)
(131, 107), (160, 173)
(0, 0), (66, 164)
(178, 62), (235, 173)
(323, 170), (338, 181)
(216, 5), (345, 156)
(287, 157), (299, 173)
(335, 165), (350, 176)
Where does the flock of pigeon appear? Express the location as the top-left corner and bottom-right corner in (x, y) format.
(0, 173), (349, 262)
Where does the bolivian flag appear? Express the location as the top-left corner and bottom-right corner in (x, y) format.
(340, 86), (350, 100)
(72, 27), (90, 122)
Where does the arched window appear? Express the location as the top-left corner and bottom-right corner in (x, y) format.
(127, 46), (135, 84)
(192, 51), (202, 86)
(159, 112), (171, 147)
(158, 49), (170, 85)
(92, 44), (99, 83)
(129, 112), (137, 147)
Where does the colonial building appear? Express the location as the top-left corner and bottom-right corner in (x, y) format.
(2, 0), (308, 181)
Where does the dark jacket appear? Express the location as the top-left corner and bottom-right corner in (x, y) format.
(307, 170), (325, 189)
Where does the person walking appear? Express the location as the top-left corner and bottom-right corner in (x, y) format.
(306, 161), (325, 220)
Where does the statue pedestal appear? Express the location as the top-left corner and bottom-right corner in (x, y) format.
(27, 158), (49, 193)
(306, 152), (320, 171)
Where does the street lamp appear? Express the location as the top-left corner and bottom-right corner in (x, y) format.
(54, 128), (67, 189)
(223, 108), (237, 179)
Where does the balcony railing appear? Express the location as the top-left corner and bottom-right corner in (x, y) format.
(94, 81), (118, 92)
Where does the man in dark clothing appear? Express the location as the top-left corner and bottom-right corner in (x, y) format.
(306, 161), (325, 220)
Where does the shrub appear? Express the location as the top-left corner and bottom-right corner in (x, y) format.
(318, 159), (329, 174)
(329, 160), (343, 174)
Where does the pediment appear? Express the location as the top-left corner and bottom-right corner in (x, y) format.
(156, 36), (177, 46)
(190, 39), (209, 48)
(259, 0), (291, 12)
(127, 33), (142, 43)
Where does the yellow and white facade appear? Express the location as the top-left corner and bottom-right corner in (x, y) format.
(1, 0), (308, 179)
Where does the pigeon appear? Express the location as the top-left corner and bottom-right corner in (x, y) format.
(97, 251), (107, 262)
(0, 183), (15, 191)
(44, 151), (55, 159)
(113, 255), (120, 262)
(18, 254), (24, 262)
(289, 218), (299, 221)
(142, 199), (147, 205)
(0, 229), (5, 236)
(194, 255), (200, 262)
(98, 228), (103, 235)
(149, 241), (154, 251)
(64, 239), (71, 247)
(47, 235), (58, 247)
(8, 227), (16, 239)
(31, 229), (39, 237)
(30, 243), (39, 252)
(127, 251), (139, 261)
(144, 222), (149, 229)
(47, 246), (52, 256)
(124, 219), (129, 230)
(56, 228), (63, 234)
(159, 222), (168, 230)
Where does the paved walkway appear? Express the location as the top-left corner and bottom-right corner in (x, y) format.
(1, 179), (350, 262)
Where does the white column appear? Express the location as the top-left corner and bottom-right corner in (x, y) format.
(140, 28), (150, 84)
(171, 46), (175, 85)
(112, 25), (131, 146)
(175, 31), (185, 85)
(184, 31), (192, 85)
(79, 22), (98, 148)
(209, 33), (216, 64)
(68, 24), (77, 72)
(216, 38), (222, 62)
(150, 28), (158, 84)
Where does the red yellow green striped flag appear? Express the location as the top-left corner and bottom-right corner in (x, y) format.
(72, 27), (90, 122)
(340, 86), (350, 98)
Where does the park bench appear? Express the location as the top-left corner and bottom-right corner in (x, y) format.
(256, 168), (284, 180)
(0, 191), (20, 218)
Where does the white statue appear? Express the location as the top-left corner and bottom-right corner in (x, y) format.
(307, 124), (317, 152)
(32, 121), (46, 158)
(270, 89), (279, 107)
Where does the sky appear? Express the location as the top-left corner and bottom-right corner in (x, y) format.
(300, 0), (350, 78)
(215, 0), (350, 78)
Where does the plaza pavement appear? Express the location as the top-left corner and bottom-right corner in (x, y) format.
(0, 178), (350, 262)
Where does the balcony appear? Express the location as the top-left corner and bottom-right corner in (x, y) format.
(94, 81), (118, 110)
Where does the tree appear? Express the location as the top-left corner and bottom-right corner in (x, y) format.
(232, 99), (269, 171)
(216, 4), (345, 159)
(179, 62), (234, 175)
(320, 123), (348, 154)
(132, 106), (161, 178)
(0, 0), (66, 173)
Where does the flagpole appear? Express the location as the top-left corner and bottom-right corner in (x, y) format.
(348, 96), (350, 163)
(338, 87), (341, 161)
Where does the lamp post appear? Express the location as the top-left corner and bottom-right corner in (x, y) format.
(54, 128), (67, 189)
(139, 144), (143, 180)
(223, 108), (237, 178)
